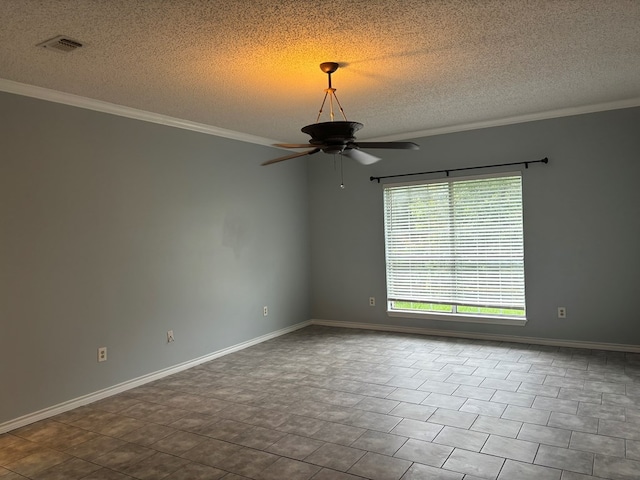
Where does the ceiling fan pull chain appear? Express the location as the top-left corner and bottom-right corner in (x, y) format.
(340, 153), (345, 189)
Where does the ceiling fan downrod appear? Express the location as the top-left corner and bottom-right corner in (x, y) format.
(316, 62), (348, 123)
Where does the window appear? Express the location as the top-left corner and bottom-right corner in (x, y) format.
(383, 172), (526, 323)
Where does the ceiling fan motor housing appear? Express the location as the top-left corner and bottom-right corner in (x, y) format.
(302, 121), (363, 153)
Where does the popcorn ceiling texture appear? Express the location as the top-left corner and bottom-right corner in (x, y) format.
(1, 0), (639, 143)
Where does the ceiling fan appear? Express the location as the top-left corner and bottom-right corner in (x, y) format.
(262, 62), (419, 166)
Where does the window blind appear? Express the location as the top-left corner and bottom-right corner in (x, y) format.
(383, 173), (525, 311)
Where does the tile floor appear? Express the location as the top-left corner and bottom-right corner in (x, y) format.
(2, 325), (640, 480)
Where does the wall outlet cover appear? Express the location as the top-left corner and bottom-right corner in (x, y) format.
(98, 347), (107, 362)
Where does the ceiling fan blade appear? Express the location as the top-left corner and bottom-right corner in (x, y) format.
(343, 148), (381, 165)
(274, 143), (318, 149)
(352, 141), (420, 150)
(261, 148), (320, 166)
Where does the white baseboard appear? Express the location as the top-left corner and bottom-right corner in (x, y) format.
(5, 318), (636, 434)
(0, 320), (311, 434)
(310, 319), (640, 353)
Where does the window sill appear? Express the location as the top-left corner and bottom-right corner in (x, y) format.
(387, 310), (527, 326)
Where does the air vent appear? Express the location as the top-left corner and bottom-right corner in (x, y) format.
(37, 35), (83, 53)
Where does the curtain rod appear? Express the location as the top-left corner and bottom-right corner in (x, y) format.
(369, 157), (549, 183)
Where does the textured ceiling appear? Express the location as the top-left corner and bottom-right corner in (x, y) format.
(1, 0), (639, 145)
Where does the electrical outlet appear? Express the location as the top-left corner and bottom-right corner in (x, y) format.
(167, 330), (175, 343)
(558, 307), (567, 319)
(369, 297), (376, 307)
(263, 306), (268, 316)
(98, 347), (107, 362)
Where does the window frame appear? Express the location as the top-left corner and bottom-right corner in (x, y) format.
(382, 171), (527, 326)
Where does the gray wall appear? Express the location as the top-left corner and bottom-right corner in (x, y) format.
(309, 107), (640, 345)
(0, 92), (310, 424)
(2, 92), (638, 426)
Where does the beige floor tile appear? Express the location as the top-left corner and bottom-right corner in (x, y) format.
(349, 451), (412, 480)
(5, 326), (640, 480)
(304, 442), (365, 471)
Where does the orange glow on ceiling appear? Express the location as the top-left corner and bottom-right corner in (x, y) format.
(193, 34), (429, 113)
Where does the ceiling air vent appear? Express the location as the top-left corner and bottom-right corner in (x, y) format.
(37, 35), (83, 53)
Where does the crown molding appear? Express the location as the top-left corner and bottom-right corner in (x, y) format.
(2, 77), (639, 146)
(0, 78), (280, 148)
(370, 97), (640, 142)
